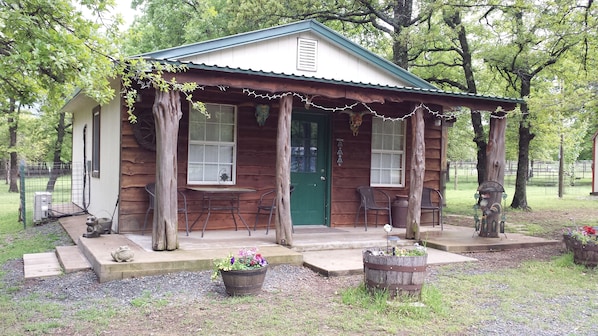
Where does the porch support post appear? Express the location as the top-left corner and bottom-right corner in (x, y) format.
(479, 114), (506, 238)
(275, 94), (293, 246)
(151, 89), (181, 251)
(486, 115), (506, 184)
(406, 105), (425, 240)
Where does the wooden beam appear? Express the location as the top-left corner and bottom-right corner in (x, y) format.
(406, 106), (426, 240)
(162, 70), (519, 112)
(275, 94), (293, 245)
(152, 89), (181, 251)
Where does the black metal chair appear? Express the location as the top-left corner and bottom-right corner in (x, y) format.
(354, 186), (392, 231)
(421, 187), (443, 230)
(254, 185), (294, 234)
(143, 183), (189, 236)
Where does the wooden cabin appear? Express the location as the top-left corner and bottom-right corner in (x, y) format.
(63, 20), (519, 236)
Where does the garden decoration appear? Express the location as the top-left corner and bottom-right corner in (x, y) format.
(82, 215), (112, 238)
(363, 224), (428, 299)
(473, 181), (507, 238)
(212, 248), (268, 296)
(563, 224), (598, 267)
(111, 245), (135, 262)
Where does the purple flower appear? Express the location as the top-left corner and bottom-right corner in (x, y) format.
(230, 257), (235, 265)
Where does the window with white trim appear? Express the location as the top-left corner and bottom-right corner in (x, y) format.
(370, 118), (406, 187)
(188, 103), (236, 184)
(91, 105), (101, 178)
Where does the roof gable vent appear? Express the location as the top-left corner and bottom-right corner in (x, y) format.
(297, 38), (317, 72)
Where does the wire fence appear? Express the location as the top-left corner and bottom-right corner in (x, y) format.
(448, 160), (593, 196)
(4, 160), (593, 225)
(16, 162), (86, 226)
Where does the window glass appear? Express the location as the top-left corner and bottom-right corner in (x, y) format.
(92, 106), (101, 178)
(291, 121), (318, 173)
(370, 118), (405, 187)
(188, 103), (237, 184)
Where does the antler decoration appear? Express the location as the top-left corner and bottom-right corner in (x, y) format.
(340, 110), (368, 136)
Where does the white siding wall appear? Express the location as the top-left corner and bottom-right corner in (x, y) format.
(68, 82), (122, 231)
(182, 32), (411, 87)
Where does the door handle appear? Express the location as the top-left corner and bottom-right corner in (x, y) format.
(320, 176), (326, 181)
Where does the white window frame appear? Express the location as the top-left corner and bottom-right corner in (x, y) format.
(187, 103), (237, 185)
(370, 117), (406, 187)
(91, 105), (101, 178)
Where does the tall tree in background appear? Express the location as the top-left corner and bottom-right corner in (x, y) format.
(0, 0), (119, 192)
(481, 1), (596, 209)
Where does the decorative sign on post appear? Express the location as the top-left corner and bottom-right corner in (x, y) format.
(336, 138), (344, 166)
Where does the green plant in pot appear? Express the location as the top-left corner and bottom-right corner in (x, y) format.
(212, 248), (268, 296)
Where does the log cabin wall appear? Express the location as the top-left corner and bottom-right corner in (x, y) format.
(118, 87), (445, 233)
(329, 104), (443, 228)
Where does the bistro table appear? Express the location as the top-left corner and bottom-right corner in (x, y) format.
(186, 187), (256, 237)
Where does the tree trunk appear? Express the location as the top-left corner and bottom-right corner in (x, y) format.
(478, 116), (507, 237)
(391, 0), (413, 69)
(8, 99), (18, 193)
(46, 110), (67, 192)
(406, 106), (425, 240)
(486, 116), (506, 184)
(510, 79), (534, 210)
(152, 89), (182, 251)
(275, 95), (293, 246)
(472, 112), (487, 185)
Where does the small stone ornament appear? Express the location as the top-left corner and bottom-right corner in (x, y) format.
(111, 245), (135, 262)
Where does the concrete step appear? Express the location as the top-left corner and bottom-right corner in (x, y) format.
(23, 252), (62, 279)
(23, 246), (92, 280)
(56, 245), (91, 273)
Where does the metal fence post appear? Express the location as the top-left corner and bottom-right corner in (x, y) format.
(19, 160), (26, 228)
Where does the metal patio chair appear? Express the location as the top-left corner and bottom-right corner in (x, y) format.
(254, 185), (294, 234)
(143, 183), (189, 236)
(421, 187), (443, 230)
(354, 186), (392, 231)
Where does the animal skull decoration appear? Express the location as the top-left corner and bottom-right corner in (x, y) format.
(340, 110), (368, 136)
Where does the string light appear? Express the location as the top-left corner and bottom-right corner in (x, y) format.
(242, 89), (509, 121)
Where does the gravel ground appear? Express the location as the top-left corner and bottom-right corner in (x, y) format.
(2, 220), (593, 336)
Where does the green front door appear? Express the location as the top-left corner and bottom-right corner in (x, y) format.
(290, 112), (330, 226)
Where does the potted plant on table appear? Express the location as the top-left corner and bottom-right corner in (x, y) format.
(363, 224), (428, 299)
(212, 247), (268, 296)
(563, 225), (598, 267)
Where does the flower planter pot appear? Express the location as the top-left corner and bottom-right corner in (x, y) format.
(220, 265), (268, 296)
(363, 250), (427, 299)
(565, 236), (598, 267)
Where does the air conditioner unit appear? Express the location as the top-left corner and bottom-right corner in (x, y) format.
(34, 192), (52, 223)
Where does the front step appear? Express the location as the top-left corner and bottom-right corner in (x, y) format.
(23, 252), (62, 279)
(56, 246), (91, 273)
(23, 246), (91, 280)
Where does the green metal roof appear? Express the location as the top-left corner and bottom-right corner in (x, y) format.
(139, 19), (437, 90)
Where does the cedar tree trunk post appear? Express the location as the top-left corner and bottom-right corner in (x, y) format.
(486, 115), (506, 184)
(479, 115), (507, 238)
(406, 106), (425, 240)
(275, 94), (293, 246)
(151, 89), (181, 251)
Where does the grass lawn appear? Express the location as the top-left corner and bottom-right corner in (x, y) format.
(0, 180), (597, 335)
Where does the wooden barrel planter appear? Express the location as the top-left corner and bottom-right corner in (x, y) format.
(567, 239), (598, 267)
(220, 266), (268, 296)
(363, 250), (427, 299)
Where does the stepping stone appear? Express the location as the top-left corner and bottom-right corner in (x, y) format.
(23, 252), (62, 279)
(56, 246), (91, 273)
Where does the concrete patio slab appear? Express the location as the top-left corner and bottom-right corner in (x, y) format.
(21, 214), (562, 283)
